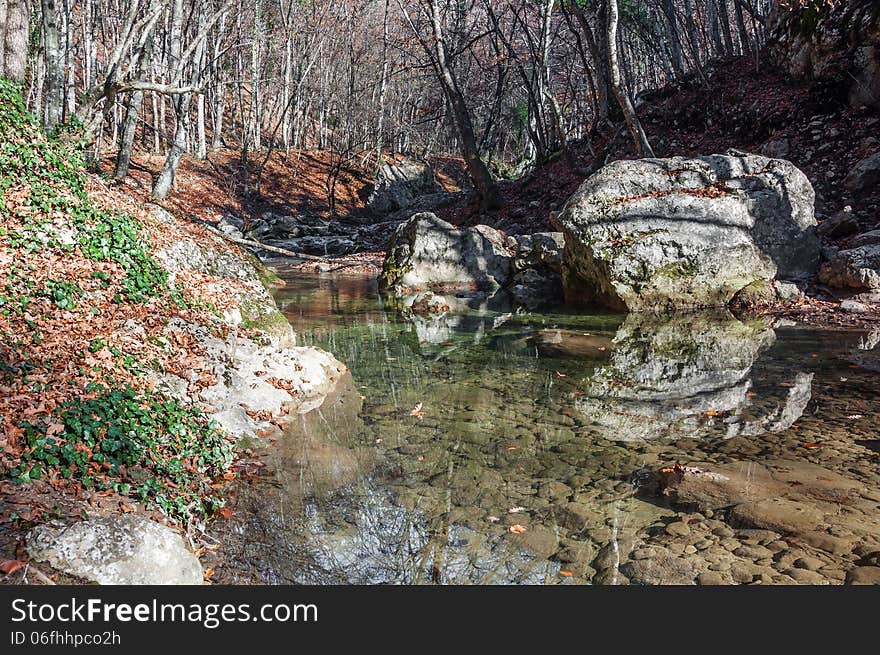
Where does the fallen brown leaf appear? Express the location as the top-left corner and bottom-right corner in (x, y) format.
(0, 559), (26, 575)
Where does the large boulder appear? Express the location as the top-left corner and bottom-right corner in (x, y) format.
(379, 212), (512, 294)
(27, 515), (203, 585)
(367, 159), (440, 214)
(555, 153), (818, 312)
(844, 152), (880, 194)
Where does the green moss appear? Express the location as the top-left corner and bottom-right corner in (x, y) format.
(240, 250), (284, 290)
(239, 295), (293, 347)
(379, 248), (413, 289)
(653, 259), (700, 280)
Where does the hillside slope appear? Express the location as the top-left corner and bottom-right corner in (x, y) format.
(0, 80), (346, 582)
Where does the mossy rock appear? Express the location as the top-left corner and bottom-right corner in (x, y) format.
(239, 296), (294, 348)
(240, 249), (285, 290)
(729, 279), (777, 316)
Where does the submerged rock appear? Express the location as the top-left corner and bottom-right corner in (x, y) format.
(555, 153), (818, 311)
(654, 458), (878, 561)
(530, 329), (614, 360)
(27, 515), (202, 585)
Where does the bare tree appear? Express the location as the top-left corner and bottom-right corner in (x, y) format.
(403, 0), (500, 210)
(607, 0), (654, 157)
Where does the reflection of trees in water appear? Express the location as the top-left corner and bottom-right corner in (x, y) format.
(273, 272), (382, 326)
(227, 475), (559, 584)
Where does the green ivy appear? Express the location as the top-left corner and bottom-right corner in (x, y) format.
(11, 386), (235, 523)
(0, 78), (167, 303)
(41, 279), (82, 310)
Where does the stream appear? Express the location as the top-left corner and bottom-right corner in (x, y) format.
(211, 269), (880, 585)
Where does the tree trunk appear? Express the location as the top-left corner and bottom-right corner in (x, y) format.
(151, 0), (186, 199)
(41, 0), (64, 132)
(682, 0), (702, 68)
(211, 79), (225, 150)
(734, 0), (752, 57)
(152, 92), (191, 199)
(2, 0), (30, 83)
(193, 8), (208, 159)
(428, 0), (499, 211)
(114, 38), (154, 180)
(374, 0), (390, 165)
(570, 0), (614, 129)
(718, 0), (734, 56)
(607, 0), (653, 157)
(661, 0), (684, 77)
(0, 0), (6, 78)
(248, 0), (261, 152)
(707, 0), (723, 57)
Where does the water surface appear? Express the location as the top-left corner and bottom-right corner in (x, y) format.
(213, 271), (880, 584)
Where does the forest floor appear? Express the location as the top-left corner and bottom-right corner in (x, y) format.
(443, 56), (879, 232)
(104, 148), (467, 226)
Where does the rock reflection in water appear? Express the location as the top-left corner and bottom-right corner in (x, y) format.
(573, 313), (813, 441)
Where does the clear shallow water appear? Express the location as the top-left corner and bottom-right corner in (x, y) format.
(213, 271), (880, 585)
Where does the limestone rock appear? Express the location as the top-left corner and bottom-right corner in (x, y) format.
(379, 212), (512, 294)
(367, 159), (439, 214)
(819, 245), (880, 293)
(844, 153), (880, 194)
(152, 319), (347, 440)
(555, 153), (818, 311)
(510, 232), (565, 273)
(28, 515), (203, 585)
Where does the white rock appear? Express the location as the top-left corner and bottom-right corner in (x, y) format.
(28, 515), (202, 585)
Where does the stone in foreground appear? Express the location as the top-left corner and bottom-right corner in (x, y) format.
(27, 514), (203, 585)
(555, 152), (818, 311)
(379, 212), (512, 294)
